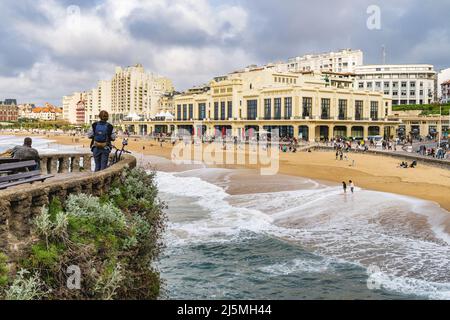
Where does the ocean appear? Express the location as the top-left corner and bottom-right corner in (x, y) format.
(156, 167), (450, 300)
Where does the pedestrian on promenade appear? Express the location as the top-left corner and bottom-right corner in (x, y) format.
(342, 181), (347, 193)
(88, 111), (116, 172)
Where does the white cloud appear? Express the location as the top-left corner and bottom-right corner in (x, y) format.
(0, 0), (253, 104)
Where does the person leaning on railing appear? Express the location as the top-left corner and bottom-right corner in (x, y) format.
(87, 111), (117, 172)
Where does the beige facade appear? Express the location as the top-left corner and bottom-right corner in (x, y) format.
(63, 92), (87, 124)
(124, 67), (398, 141)
(390, 111), (450, 139)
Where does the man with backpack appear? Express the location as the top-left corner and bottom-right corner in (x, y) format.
(87, 111), (116, 172)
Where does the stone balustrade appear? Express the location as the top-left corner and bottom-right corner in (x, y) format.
(0, 154), (137, 261)
(39, 153), (92, 174)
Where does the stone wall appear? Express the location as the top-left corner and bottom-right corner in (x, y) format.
(0, 153), (136, 260)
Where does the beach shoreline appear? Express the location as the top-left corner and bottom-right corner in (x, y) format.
(7, 132), (450, 213)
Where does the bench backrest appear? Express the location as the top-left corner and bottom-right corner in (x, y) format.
(0, 160), (37, 172)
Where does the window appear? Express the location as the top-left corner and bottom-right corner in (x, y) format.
(401, 82), (407, 88)
(370, 102), (379, 120)
(338, 99), (347, 120)
(198, 103), (206, 120)
(227, 101), (233, 119)
(247, 100), (258, 120)
(355, 101), (363, 120)
(285, 97), (292, 119)
(182, 104), (187, 120)
(367, 82), (373, 89)
(177, 105), (181, 120)
(321, 98), (330, 119)
(274, 98), (282, 119)
(384, 82), (390, 88)
(214, 102), (219, 120)
(221, 101), (226, 120)
(264, 99), (271, 120)
(188, 104), (193, 120)
(358, 82), (364, 89)
(410, 81), (416, 88)
(302, 97), (312, 119)
(410, 91), (416, 96)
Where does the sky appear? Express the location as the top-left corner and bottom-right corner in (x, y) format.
(0, 0), (449, 106)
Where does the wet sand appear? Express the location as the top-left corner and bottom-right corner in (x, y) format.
(13, 132), (450, 213)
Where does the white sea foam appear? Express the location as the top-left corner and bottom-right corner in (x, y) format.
(156, 169), (450, 300)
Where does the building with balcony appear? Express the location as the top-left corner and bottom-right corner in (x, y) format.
(0, 104), (19, 122)
(355, 64), (438, 106)
(442, 80), (450, 104)
(123, 65), (398, 141)
(282, 49), (363, 74)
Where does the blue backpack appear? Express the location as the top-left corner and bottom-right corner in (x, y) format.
(93, 122), (111, 149)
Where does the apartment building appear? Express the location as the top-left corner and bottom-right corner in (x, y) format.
(63, 64), (174, 125)
(124, 66), (397, 141)
(442, 80), (450, 104)
(283, 49), (363, 73)
(355, 64), (438, 106)
(0, 104), (19, 122)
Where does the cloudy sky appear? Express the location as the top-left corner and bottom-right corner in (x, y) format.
(1, 0), (449, 105)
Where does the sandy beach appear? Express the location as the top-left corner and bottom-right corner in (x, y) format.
(10, 132), (450, 212)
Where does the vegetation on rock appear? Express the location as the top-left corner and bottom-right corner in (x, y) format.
(0, 168), (166, 300)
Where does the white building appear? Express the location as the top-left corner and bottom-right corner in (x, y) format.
(63, 92), (87, 124)
(354, 64), (437, 106)
(283, 49), (364, 73)
(438, 68), (450, 100)
(110, 64), (173, 123)
(442, 80), (450, 104)
(64, 64), (174, 125)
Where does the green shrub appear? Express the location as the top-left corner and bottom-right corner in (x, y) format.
(5, 167), (166, 300)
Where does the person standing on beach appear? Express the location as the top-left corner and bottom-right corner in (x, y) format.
(88, 111), (116, 172)
(342, 181), (347, 193)
(349, 180), (355, 193)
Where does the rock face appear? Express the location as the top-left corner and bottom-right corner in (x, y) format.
(0, 153), (137, 260)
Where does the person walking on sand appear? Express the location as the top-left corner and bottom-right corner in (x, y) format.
(349, 180), (355, 193)
(342, 181), (347, 193)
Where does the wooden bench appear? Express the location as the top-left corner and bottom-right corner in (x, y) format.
(0, 160), (54, 190)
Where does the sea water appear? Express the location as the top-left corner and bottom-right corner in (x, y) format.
(156, 168), (450, 300)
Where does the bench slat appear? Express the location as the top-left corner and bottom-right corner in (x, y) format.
(0, 160), (37, 171)
(0, 170), (41, 183)
(0, 175), (54, 190)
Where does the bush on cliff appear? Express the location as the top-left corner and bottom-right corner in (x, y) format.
(0, 168), (166, 300)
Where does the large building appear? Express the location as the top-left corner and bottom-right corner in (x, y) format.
(124, 65), (398, 141)
(354, 64), (438, 106)
(389, 110), (449, 140)
(442, 80), (450, 104)
(63, 64), (174, 125)
(438, 68), (450, 100)
(283, 49), (363, 74)
(29, 104), (63, 121)
(0, 99), (18, 106)
(0, 104), (19, 122)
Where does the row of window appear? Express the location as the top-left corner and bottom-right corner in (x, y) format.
(252, 98), (379, 121)
(274, 77), (297, 85)
(176, 98), (381, 121)
(263, 98), (292, 120)
(359, 81), (426, 89)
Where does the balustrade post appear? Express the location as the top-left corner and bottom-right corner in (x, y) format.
(72, 156), (81, 172)
(40, 156), (48, 174)
(59, 156), (70, 173)
(50, 157), (58, 174)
